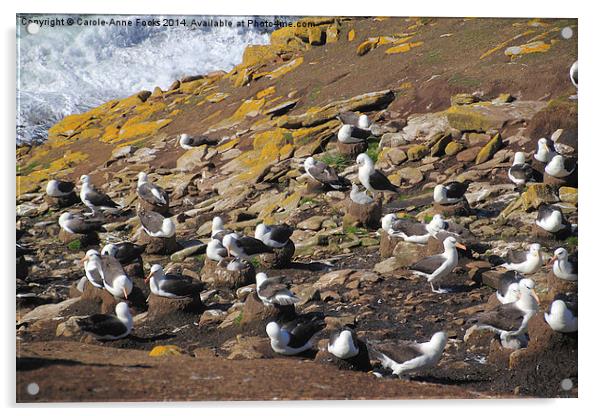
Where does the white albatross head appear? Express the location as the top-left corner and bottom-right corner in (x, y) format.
(255, 272), (268, 285)
(79, 174), (90, 184)
(358, 114), (371, 129)
(255, 223), (268, 240)
(337, 125), (353, 141)
(443, 236), (466, 251)
(356, 153), (373, 167)
(115, 302), (132, 322)
(381, 213), (397, 231)
(137, 171), (149, 185)
(513, 152), (527, 165)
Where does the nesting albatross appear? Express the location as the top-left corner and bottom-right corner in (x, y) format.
(303, 157), (351, 190)
(146, 264), (203, 298)
(536, 205), (570, 234)
(545, 294), (577, 333)
(101, 242), (146, 264)
(137, 172), (168, 207)
(46, 179), (76, 197)
(254, 223), (294, 248)
(100, 255), (133, 299)
(381, 213), (448, 244)
(76, 302), (133, 340)
(328, 326), (361, 360)
(545, 155), (576, 178)
(138, 209), (176, 238)
(508, 152), (534, 187)
(222, 233), (273, 259)
(534, 138), (557, 164)
(255, 272), (299, 306)
(337, 124), (372, 144)
(433, 181), (469, 205)
(82, 249), (104, 288)
(500, 243), (543, 274)
(58, 212), (105, 235)
(179, 133), (217, 150)
(266, 315), (326, 356)
(356, 153), (400, 195)
(550, 247), (577, 281)
(350, 183), (374, 205)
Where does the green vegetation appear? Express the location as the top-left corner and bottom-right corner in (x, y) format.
(67, 240), (82, 251)
(344, 225), (367, 235)
(565, 236), (578, 249)
(448, 73), (480, 89)
(282, 132), (294, 145)
(425, 49), (442, 65)
(17, 161), (41, 176)
(318, 152), (350, 170)
(423, 214), (434, 223)
(300, 197), (316, 205)
(307, 86), (321, 104)
(234, 311), (243, 325)
(366, 140), (380, 161)
(250, 257), (261, 268)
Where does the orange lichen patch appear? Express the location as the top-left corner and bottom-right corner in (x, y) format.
(207, 98), (266, 132)
(385, 41), (424, 54)
(73, 128), (103, 141)
(357, 35), (417, 56)
(241, 44), (282, 68)
(266, 57), (304, 80)
(256, 86), (276, 99)
(504, 41), (551, 57)
(479, 30), (536, 60)
(399, 82), (413, 90)
(107, 119), (171, 143)
(326, 25), (340, 43)
(347, 29), (356, 41)
(179, 79), (209, 94)
(47, 113), (92, 137)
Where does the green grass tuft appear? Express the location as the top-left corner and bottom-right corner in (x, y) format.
(565, 236), (578, 249)
(344, 225), (366, 235)
(300, 197), (316, 205)
(250, 257), (261, 268)
(318, 152), (350, 170)
(234, 312), (243, 325)
(366, 140), (380, 162)
(67, 240), (82, 251)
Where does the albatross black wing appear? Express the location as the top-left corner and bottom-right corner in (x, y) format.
(76, 314), (126, 338)
(369, 170), (400, 193)
(282, 315), (326, 348)
(444, 181), (469, 199)
(409, 254), (446, 274)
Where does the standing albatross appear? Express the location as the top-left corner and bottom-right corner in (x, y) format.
(356, 153), (400, 195)
(79, 175), (120, 216)
(408, 236), (466, 293)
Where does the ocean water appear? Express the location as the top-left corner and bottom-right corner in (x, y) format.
(16, 15), (283, 146)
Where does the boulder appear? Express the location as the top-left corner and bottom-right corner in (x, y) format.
(520, 183), (559, 211)
(146, 293), (204, 320)
(336, 140), (368, 159)
(58, 229), (99, 247)
(201, 258), (255, 290)
(432, 199), (472, 216)
(240, 292), (296, 326)
(531, 223), (572, 241)
(44, 193), (79, 208)
(343, 199), (382, 229)
(379, 233), (428, 262)
(137, 198), (169, 216)
(543, 272), (577, 303)
(80, 280), (146, 314)
(543, 171), (578, 188)
(137, 231), (179, 255)
(258, 239), (295, 268)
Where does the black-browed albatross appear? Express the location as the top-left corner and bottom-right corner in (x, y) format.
(76, 302), (133, 340)
(433, 181), (469, 205)
(381, 213), (448, 244)
(408, 236), (466, 293)
(138, 209), (176, 238)
(145, 264), (203, 298)
(368, 331), (448, 377)
(254, 223), (294, 248)
(58, 212), (105, 235)
(46, 179), (76, 197)
(303, 156), (351, 190)
(550, 247), (577, 281)
(266, 315), (326, 356)
(255, 272), (299, 306)
(356, 153), (400, 195)
(137, 172), (168, 207)
(79, 175), (120, 216)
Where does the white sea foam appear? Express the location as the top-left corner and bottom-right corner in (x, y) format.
(16, 15), (276, 146)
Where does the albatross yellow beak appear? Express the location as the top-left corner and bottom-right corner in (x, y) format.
(80, 255), (89, 265)
(531, 289), (540, 305)
(144, 271), (153, 284)
(123, 287), (129, 299)
(455, 243), (467, 251)
(548, 255), (558, 266)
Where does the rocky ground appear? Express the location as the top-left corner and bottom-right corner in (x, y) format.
(16, 17), (577, 402)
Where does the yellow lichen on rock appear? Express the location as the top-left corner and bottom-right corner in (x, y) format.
(17, 150), (89, 195)
(348, 29), (356, 41)
(115, 119), (172, 143)
(385, 41), (424, 54)
(148, 345), (183, 357)
(206, 92), (230, 103)
(504, 41), (551, 57)
(266, 57), (304, 79)
(256, 86), (276, 99)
